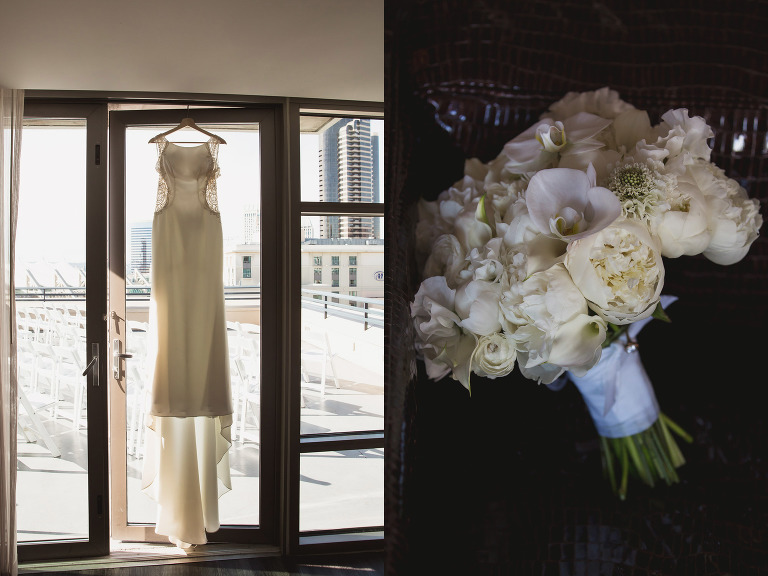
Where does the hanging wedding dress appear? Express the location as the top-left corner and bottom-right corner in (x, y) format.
(141, 136), (233, 548)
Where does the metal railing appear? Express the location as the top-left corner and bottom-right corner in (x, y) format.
(16, 286), (384, 329)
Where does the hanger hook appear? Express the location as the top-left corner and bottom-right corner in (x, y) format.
(185, 104), (190, 117)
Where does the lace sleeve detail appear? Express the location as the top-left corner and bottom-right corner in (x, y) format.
(154, 139), (170, 213)
(204, 140), (222, 216)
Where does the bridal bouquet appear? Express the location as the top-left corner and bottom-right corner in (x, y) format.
(411, 87), (763, 498)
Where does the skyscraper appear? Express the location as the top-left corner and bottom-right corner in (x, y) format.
(243, 204), (260, 244)
(318, 118), (377, 239)
(129, 221), (152, 279)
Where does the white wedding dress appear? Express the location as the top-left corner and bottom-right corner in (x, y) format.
(141, 137), (233, 548)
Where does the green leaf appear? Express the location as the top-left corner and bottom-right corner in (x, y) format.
(651, 302), (672, 323)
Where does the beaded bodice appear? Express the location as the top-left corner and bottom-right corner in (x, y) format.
(154, 137), (221, 217)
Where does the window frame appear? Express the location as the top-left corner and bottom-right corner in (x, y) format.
(21, 90), (384, 561)
(289, 101), (385, 554)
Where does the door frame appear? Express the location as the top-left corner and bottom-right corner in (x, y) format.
(17, 102), (110, 562)
(107, 106), (279, 545)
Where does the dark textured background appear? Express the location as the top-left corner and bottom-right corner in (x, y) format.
(385, 2), (768, 575)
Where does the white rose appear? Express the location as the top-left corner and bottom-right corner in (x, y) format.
(564, 219), (664, 325)
(471, 333), (517, 379)
(455, 279), (503, 336)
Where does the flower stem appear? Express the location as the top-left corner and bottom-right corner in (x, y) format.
(599, 413), (692, 498)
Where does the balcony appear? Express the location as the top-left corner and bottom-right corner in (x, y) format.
(16, 287), (384, 543)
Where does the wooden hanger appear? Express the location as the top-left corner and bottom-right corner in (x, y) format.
(149, 116), (226, 144)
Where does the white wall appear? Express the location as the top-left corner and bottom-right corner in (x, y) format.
(0, 0), (383, 102)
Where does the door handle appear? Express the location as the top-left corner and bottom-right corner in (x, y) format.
(112, 338), (133, 380)
(83, 343), (100, 387)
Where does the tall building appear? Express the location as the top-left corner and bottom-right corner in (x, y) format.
(243, 204), (260, 244)
(129, 221), (152, 278)
(318, 118), (377, 239)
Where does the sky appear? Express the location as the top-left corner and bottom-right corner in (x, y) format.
(15, 119), (384, 269)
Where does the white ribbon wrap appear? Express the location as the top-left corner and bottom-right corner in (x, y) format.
(567, 295), (677, 438)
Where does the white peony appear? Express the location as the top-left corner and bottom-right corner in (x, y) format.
(689, 162), (763, 265)
(499, 263), (605, 384)
(564, 219), (665, 324)
(543, 86), (635, 121)
(471, 333), (517, 379)
(652, 170), (712, 258)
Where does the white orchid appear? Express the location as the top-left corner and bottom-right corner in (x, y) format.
(525, 164), (621, 242)
(502, 112), (612, 175)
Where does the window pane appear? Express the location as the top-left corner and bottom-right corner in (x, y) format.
(16, 121), (90, 542)
(331, 268), (339, 287)
(299, 449), (384, 532)
(300, 218), (384, 434)
(300, 117), (383, 206)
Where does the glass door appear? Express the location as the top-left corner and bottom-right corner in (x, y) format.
(108, 108), (278, 545)
(16, 103), (109, 560)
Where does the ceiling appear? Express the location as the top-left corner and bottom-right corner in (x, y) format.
(0, 0), (383, 102)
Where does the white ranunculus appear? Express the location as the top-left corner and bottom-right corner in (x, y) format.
(525, 164), (622, 242)
(564, 219), (665, 325)
(411, 276), (469, 381)
(471, 332), (517, 379)
(422, 234), (469, 288)
(651, 171), (711, 258)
